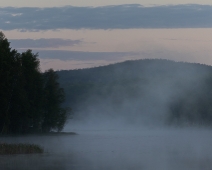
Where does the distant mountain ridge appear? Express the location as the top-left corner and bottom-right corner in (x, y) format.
(57, 59), (212, 126)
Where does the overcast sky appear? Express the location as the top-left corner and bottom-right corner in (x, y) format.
(1, 1), (212, 71)
(1, 0), (212, 7)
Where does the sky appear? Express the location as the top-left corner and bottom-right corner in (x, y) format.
(1, 0), (212, 7)
(1, 1), (212, 71)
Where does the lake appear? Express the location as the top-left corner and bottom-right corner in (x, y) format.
(1, 124), (212, 170)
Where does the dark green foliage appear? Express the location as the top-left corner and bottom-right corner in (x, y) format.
(8, 50), (43, 134)
(0, 32), (19, 134)
(42, 69), (67, 132)
(0, 143), (43, 154)
(0, 32), (68, 134)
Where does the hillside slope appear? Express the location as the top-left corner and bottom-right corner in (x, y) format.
(57, 59), (212, 126)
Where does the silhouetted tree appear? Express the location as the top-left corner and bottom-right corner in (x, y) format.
(42, 69), (67, 132)
(9, 50), (44, 133)
(0, 32), (19, 134)
(0, 32), (68, 134)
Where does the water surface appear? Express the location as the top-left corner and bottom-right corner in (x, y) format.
(1, 127), (212, 170)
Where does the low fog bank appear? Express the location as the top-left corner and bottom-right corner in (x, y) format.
(2, 127), (212, 170)
(61, 59), (212, 129)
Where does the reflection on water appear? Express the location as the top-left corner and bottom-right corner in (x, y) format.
(1, 128), (212, 170)
(0, 154), (75, 170)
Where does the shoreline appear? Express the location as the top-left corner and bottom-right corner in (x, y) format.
(0, 132), (77, 137)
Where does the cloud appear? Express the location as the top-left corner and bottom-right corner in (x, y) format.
(0, 4), (212, 30)
(9, 38), (83, 48)
(32, 50), (139, 61)
(35, 50), (139, 71)
(39, 58), (114, 71)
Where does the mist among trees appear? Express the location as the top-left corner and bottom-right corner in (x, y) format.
(0, 32), (68, 134)
(57, 59), (212, 127)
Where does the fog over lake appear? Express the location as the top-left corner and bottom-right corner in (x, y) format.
(1, 1), (212, 170)
(2, 59), (212, 170)
(1, 121), (212, 170)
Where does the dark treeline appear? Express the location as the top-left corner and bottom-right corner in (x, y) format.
(58, 59), (212, 126)
(0, 32), (68, 134)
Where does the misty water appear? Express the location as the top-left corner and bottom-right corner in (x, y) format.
(1, 121), (212, 170)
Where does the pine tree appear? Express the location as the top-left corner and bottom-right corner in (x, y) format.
(9, 50), (43, 133)
(0, 32), (69, 134)
(42, 69), (67, 132)
(0, 32), (19, 134)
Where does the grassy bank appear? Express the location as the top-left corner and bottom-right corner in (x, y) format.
(0, 143), (44, 155)
(0, 132), (77, 137)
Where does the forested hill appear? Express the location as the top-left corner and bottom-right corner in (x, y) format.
(57, 59), (212, 126)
